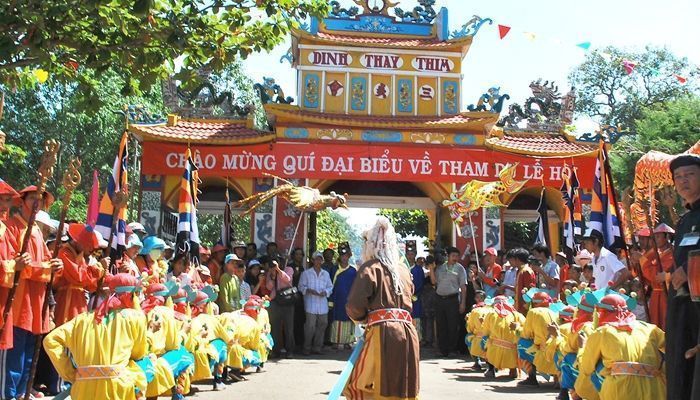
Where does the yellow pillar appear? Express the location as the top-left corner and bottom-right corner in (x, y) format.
(425, 208), (436, 244)
(548, 220), (560, 253)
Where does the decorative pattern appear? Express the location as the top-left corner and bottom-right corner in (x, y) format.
(419, 85), (434, 100)
(394, 0), (437, 23)
(254, 77), (294, 104)
(351, 77), (367, 111)
(317, 129), (354, 140)
(497, 80), (576, 132)
(397, 79), (413, 113)
(283, 202), (301, 218)
(326, 79), (345, 97)
(442, 81), (459, 114)
(328, 0), (361, 18)
(350, 16), (403, 33)
(284, 127), (309, 139)
(454, 134), (476, 145)
(410, 132), (445, 144)
(279, 48), (294, 65)
(303, 74), (320, 108)
(140, 191), (162, 236)
(450, 15), (493, 39)
(483, 207), (501, 250)
(161, 76), (252, 119)
(374, 82), (390, 99)
(578, 125), (634, 144)
(361, 130), (403, 142)
(467, 87), (510, 113)
(118, 105), (165, 125)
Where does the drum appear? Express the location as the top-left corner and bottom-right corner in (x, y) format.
(688, 250), (700, 302)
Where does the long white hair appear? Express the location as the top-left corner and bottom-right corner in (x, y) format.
(362, 216), (403, 295)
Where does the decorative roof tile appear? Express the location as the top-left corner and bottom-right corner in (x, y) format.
(485, 132), (597, 157)
(265, 104), (497, 130)
(130, 118), (274, 144)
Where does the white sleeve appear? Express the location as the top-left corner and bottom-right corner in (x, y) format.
(608, 255), (626, 274)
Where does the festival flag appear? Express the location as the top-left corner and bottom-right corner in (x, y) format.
(86, 170), (100, 228)
(221, 185), (232, 250)
(176, 147), (201, 264)
(576, 41), (591, 50)
(95, 131), (128, 255)
(535, 186), (549, 246)
(498, 24), (511, 39)
(560, 166), (582, 251)
(674, 74), (688, 84)
(622, 59), (637, 75)
(589, 142), (622, 248)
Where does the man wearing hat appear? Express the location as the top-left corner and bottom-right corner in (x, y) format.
(634, 224), (675, 329)
(478, 247), (503, 297)
(127, 222), (148, 241)
(581, 228), (630, 289)
(218, 253), (242, 313)
(54, 223), (107, 326)
(232, 241), (247, 261)
(666, 153), (700, 400)
(136, 236), (168, 280)
(2, 186), (63, 400)
(298, 251), (333, 355)
(329, 241), (357, 349)
(207, 243), (227, 285)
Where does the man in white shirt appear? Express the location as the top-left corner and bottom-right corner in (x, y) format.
(581, 228), (630, 289)
(298, 251), (334, 355)
(501, 261), (517, 297)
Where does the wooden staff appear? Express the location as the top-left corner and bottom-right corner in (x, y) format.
(24, 157), (81, 400)
(106, 187), (129, 275)
(0, 140), (59, 339)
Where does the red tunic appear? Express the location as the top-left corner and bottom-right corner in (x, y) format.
(640, 247), (673, 330)
(515, 265), (537, 315)
(54, 246), (102, 326)
(208, 259), (222, 285)
(4, 214), (51, 336)
(0, 221), (18, 348)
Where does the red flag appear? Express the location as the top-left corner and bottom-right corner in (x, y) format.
(498, 24), (511, 39)
(673, 74), (687, 84)
(622, 59), (637, 75)
(87, 170), (100, 227)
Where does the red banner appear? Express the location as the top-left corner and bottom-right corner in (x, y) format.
(141, 141), (596, 187)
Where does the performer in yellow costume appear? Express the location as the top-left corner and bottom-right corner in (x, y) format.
(579, 294), (665, 400)
(481, 295), (524, 379)
(543, 304), (575, 400)
(465, 290), (491, 372)
(514, 289), (558, 387)
(43, 273), (148, 400)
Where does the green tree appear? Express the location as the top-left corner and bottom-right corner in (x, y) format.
(197, 213), (250, 248)
(569, 46), (698, 129)
(316, 209), (358, 251)
(1, 0), (329, 94)
(377, 209), (428, 238)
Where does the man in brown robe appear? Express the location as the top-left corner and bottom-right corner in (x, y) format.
(344, 217), (420, 400)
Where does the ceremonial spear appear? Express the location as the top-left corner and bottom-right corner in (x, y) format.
(24, 158), (81, 400)
(0, 140), (60, 339)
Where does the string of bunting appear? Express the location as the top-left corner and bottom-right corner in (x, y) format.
(491, 21), (690, 84)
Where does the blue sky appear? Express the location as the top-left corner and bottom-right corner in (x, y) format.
(243, 0), (699, 118)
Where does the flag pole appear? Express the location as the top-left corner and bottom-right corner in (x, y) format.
(600, 140), (650, 318)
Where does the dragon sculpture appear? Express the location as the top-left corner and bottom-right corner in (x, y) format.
(498, 80), (576, 131)
(235, 173), (349, 215)
(629, 141), (700, 231)
(442, 163), (528, 224)
(467, 86), (510, 113)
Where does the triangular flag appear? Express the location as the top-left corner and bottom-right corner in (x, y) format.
(576, 42), (591, 50)
(524, 32), (537, 42)
(673, 74), (688, 84)
(622, 59), (637, 75)
(649, 68), (661, 77)
(498, 24), (511, 39)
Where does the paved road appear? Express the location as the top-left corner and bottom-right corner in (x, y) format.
(185, 348), (558, 399)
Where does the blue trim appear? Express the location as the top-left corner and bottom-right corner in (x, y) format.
(310, 17), (319, 34)
(322, 15), (432, 36)
(453, 134), (476, 145)
(438, 8), (449, 40)
(361, 131), (403, 142)
(397, 79), (413, 113)
(284, 128), (309, 139)
(350, 77), (367, 111)
(115, 285), (137, 293)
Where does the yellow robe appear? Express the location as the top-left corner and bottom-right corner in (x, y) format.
(572, 321), (600, 400)
(220, 311), (265, 369)
(43, 309), (148, 400)
(579, 322), (665, 400)
(189, 312), (233, 382)
(465, 306), (493, 359)
(145, 306), (181, 397)
(520, 307), (558, 375)
(482, 310), (525, 369)
(256, 309), (273, 362)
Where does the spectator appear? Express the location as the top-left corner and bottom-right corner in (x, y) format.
(256, 255), (273, 297)
(329, 242), (357, 350)
(245, 242), (258, 262)
(298, 252), (333, 355)
(428, 246), (468, 357)
(266, 241), (280, 260)
(555, 251), (570, 284)
(233, 241), (247, 261)
(501, 260), (517, 297)
(420, 255), (438, 348)
(244, 259), (265, 297)
(477, 247), (502, 297)
(531, 242), (560, 291)
(507, 248), (536, 314)
(581, 228), (630, 289)
(581, 263), (595, 287)
(266, 260), (296, 358)
(287, 247), (306, 351)
(407, 242), (425, 340)
(321, 248), (337, 278)
(235, 259), (251, 301)
(208, 243), (227, 285)
(218, 254), (242, 313)
(568, 265), (582, 283)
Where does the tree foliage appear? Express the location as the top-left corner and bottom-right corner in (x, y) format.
(316, 209), (358, 252)
(377, 209), (428, 238)
(569, 46), (698, 129)
(1, 0), (329, 95)
(197, 213), (250, 248)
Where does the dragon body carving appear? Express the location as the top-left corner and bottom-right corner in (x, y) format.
(467, 86), (510, 113)
(253, 77), (294, 105)
(498, 79), (576, 132)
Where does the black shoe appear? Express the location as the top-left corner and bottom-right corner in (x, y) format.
(471, 362), (484, 371)
(484, 369), (496, 379)
(517, 377), (539, 387)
